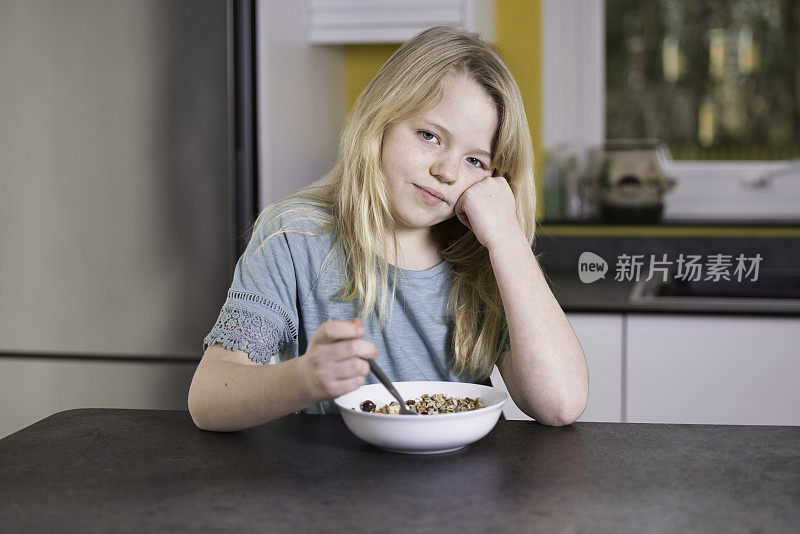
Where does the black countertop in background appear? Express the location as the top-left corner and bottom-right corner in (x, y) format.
(535, 233), (800, 315)
(541, 217), (800, 227)
(541, 271), (800, 315)
(1, 409), (798, 533)
(542, 270), (636, 313)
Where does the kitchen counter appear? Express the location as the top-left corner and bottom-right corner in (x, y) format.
(538, 219), (800, 238)
(544, 270), (637, 313)
(535, 233), (800, 315)
(542, 217), (800, 227)
(543, 270), (800, 315)
(1, 409), (798, 533)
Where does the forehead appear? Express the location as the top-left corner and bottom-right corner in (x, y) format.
(417, 74), (498, 152)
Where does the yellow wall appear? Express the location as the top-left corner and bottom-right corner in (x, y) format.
(343, 0), (545, 219)
(495, 0), (544, 221)
(344, 44), (399, 111)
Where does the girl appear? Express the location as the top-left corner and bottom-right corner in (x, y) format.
(188, 26), (588, 431)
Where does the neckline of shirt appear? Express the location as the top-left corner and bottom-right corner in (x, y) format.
(386, 258), (450, 279)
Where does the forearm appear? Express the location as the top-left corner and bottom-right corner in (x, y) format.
(188, 356), (320, 432)
(489, 231), (589, 425)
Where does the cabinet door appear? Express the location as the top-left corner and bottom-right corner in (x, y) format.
(306, 0), (487, 44)
(0, 358), (197, 439)
(490, 313), (622, 422)
(626, 314), (800, 425)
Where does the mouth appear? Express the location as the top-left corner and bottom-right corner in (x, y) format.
(413, 184), (446, 204)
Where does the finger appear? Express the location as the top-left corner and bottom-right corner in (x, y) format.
(328, 339), (379, 362)
(454, 195), (467, 225)
(324, 375), (366, 399)
(457, 210), (472, 231)
(330, 355), (371, 380)
(311, 318), (365, 346)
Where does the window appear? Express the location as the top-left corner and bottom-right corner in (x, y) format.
(606, 0), (800, 161)
(544, 0), (800, 220)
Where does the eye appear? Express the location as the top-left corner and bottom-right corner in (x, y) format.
(467, 157), (488, 170)
(418, 130), (439, 143)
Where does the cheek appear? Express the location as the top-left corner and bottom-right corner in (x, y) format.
(381, 137), (406, 174)
(462, 173), (485, 191)
(385, 144), (425, 179)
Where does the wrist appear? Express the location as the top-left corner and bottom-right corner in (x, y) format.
(294, 353), (325, 405)
(487, 227), (528, 253)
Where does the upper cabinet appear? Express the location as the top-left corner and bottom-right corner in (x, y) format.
(306, 0), (495, 44)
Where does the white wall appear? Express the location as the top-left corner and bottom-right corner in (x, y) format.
(543, 0), (604, 151)
(257, 0), (346, 209)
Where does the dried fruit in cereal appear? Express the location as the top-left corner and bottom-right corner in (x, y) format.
(371, 393), (484, 415)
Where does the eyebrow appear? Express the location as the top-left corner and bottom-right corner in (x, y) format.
(421, 120), (492, 160)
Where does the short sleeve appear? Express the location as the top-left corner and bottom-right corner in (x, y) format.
(203, 215), (299, 364)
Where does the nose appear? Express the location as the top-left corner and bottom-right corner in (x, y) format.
(430, 153), (459, 184)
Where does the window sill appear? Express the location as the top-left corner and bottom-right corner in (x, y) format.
(537, 219), (800, 238)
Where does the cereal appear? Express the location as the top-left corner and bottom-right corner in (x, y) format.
(357, 393), (484, 415)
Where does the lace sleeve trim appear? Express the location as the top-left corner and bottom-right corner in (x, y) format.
(227, 289), (298, 340)
(203, 305), (288, 364)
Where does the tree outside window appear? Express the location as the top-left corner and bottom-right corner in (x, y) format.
(606, 0), (800, 160)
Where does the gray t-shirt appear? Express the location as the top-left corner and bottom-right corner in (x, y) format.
(203, 205), (497, 414)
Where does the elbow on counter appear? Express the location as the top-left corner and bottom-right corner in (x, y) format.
(545, 396), (589, 426)
(548, 409), (583, 427)
(554, 398), (589, 426)
(187, 379), (228, 432)
(520, 395), (588, 427)
(187, 386), (212, 431)
(534, 411), (583, 427)
(187, 378), (256, 433)
(533, 412), (578, 427)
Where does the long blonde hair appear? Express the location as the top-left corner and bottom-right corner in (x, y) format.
(253, 26), (537, 380)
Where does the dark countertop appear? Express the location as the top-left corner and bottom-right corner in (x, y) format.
(545, 270), (637, 313)
(543, 270), (800, 315)
(535, 233), (800, 315)
(541, 217), (800, 227)
(1, 409), (798, 533)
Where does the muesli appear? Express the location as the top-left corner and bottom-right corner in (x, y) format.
(358, 393), (484, 415)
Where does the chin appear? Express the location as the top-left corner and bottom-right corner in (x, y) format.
(394, 209), (437, 229)
(398, 216), (435, 229)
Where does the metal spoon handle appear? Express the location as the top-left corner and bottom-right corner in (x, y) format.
(327, 316), (417, 414)
(368, 359), (418, 415)
(368, 359), (403, 404)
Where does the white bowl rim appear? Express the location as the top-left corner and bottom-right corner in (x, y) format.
(334, 381), (507, 420)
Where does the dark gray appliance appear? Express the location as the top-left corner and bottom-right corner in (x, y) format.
(0, 0), (258, 360)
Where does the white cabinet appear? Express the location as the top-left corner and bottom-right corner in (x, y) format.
(491, 313), (623, 422)
(490, 311), (800, 426)
(306, 0), (495, 44)
(626, 314), (800, 425)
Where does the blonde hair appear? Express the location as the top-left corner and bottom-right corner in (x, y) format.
(253, 25), (537, 380)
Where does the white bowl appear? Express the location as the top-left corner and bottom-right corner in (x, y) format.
(334, 381), (507, 454)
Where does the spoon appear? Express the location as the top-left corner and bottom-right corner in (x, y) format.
(332, 316), (419, 415)
(367, 359), (420, 415)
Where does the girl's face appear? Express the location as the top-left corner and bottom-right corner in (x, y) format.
(381, 73), (498, 233)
